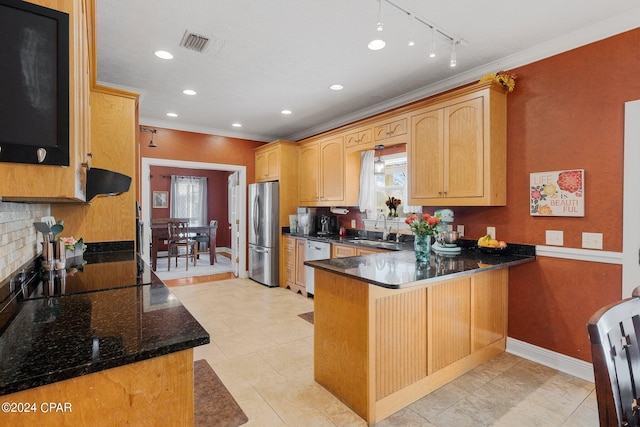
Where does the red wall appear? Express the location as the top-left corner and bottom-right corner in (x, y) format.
(149, 166), (233, 247)
(452, 29), (640, 362)
(338, 29), (640, 362)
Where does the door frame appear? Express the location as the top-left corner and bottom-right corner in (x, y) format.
(141, 157), (247, 278)
(623, 100), (640, 297)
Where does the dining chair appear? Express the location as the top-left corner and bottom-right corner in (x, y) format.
(166, 220), (198, 271)
(587, 289), (640, 426)
(194, 220), (219, 264)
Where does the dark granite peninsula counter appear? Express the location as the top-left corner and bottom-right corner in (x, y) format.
(305, 245), (535, 426)
(0, 248), (209, 426)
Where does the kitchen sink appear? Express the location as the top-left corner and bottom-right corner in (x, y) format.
(346, 239), (403, 251)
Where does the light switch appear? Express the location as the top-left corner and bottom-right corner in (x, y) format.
(351, 219), (356, 228)
(545, 230), (563, 246)
(457, 225), (465, 236)
(582, 232), (603, 250)
(486, 227), (496, 238)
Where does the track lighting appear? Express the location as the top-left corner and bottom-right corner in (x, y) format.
(450, 40), (457, 67)
(140, 126), (158, 148)
(429, 28), (437, 58)
(376, 0), (384, 32)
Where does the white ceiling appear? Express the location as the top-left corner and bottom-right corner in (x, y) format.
(95, 0), (640, 142)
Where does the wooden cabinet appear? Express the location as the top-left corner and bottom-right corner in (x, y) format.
(283, 235), (306, 296)
(332, 243), (387, 258)
(409, 81), (507, 206)
(345, 127), (373, 148)
(373, 117), (408, 143)
(255, 145), (280, 182)
(1, 0), (92, 203)
(298, 136), (348, 206)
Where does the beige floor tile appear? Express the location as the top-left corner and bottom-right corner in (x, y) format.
(171, 278), (599, 426)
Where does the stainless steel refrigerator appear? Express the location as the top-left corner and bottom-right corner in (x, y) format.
(248, 182), (279, 287)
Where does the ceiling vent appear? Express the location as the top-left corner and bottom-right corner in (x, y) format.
(179, 31), (210, 52)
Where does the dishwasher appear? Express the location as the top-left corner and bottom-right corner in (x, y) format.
(305, 240), (330, 296)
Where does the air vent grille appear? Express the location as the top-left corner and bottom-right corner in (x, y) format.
(179, 31), (209, 52)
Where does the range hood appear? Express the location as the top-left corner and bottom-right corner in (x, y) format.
(86, 168), (132, 202)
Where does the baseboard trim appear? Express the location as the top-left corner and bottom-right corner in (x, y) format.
(506, 337), (594, 383)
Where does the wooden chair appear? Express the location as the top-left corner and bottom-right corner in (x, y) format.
(588, 290), (640, 426)
(194, 220), (219, 264)
(166, 220), (197, 271)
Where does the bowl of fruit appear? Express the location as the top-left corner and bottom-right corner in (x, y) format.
(477, 235), (508, 254)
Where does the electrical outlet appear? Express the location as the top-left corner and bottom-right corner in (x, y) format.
(545, 230), (564, 246)
(351, 219), (356, 228)
(457, 225), (465, 236)
(582, 232), (603, 250)
(486, 227), (496, 238)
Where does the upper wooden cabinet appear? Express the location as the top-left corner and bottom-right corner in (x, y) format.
(299, 136), (347, 205)
(255, 145), (280, 182)
(345, 127), (373, 149)
(409, 81), (507, 206)
(1, 0), (92, 203)
(373, 116), (408, 143)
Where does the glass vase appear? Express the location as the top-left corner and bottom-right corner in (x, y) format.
(414, 233), (432, 263)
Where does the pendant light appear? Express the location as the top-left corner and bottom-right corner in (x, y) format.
(374, 145), (386, 175)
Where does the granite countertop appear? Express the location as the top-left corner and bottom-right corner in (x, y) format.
(0, 249), (210, 396)
(305, 245), (536, 289)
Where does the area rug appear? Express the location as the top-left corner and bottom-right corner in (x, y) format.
(194, 359), (248, 427)
(155, 253), (233, 281)
(298, 311), (314, 324)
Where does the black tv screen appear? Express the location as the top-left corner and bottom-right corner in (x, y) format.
(0, 0), (69, 166)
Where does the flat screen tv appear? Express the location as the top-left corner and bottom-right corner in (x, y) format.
(0, 0), (70, 166)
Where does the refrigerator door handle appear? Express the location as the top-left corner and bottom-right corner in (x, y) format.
(252, 246), (269, 253)
(253, 195), (260, 236)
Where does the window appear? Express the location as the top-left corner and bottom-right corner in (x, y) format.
(170, 175), (208, 225)
(375, 153), (408, 216)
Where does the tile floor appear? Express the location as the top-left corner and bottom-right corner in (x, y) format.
(169, 278), (600, 426)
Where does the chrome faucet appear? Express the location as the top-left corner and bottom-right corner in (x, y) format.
(395, 217), (401, 243)
(375, 211), (388, 240)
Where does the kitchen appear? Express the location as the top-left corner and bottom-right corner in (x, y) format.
(1, 0), (640, 425)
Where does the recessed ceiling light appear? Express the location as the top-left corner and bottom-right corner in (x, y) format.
(368, 39), (385, 50)
(182, 89), (197, 96)
(232, 123), (242, 127)
(154, 50), (173, 59)
(166, 112), (178, 117)
(330, 84), (344, 91)
(281, 110), (292, 115)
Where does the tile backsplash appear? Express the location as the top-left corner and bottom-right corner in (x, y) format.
(0, 201), (49, 282)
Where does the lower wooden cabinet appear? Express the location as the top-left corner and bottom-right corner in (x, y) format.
(283, 235), (306, 296)
(331, 243), (387, 258)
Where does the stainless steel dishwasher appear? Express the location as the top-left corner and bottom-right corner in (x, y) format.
(304, 240), (330, 296)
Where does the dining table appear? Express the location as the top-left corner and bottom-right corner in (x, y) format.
(150, 218), (218, 271)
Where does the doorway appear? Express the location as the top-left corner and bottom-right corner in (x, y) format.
(141, 157), (247, 278)
(623, 99), (640, 296)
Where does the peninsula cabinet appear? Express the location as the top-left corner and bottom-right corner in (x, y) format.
(408, 81), (507, 206)
(299, 136), (350, 206)
(1, 0), (92, 203)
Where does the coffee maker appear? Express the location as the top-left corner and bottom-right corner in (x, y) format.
(316, 214), (338, 236)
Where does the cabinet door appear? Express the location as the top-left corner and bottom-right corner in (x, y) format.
(319, 137), (344, 202)
(410, 108), (444, 200)
(299, 142), (319, 204)
(255, 147), (279, 181)
(355, 247), (385, 255)
(445, 98), (484, 198)
(374, 118), (407, 142)
(332, 244), (357, 258)
(295, 238), (306, 287)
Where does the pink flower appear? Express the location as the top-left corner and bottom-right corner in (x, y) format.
(531, 189), (541, 199)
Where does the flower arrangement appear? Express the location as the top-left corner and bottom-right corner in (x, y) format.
(385, 196), (401, 217)
(480, 70), (517, 92)
(404, 212), (441, 237)
(59, 236), (86, 253)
